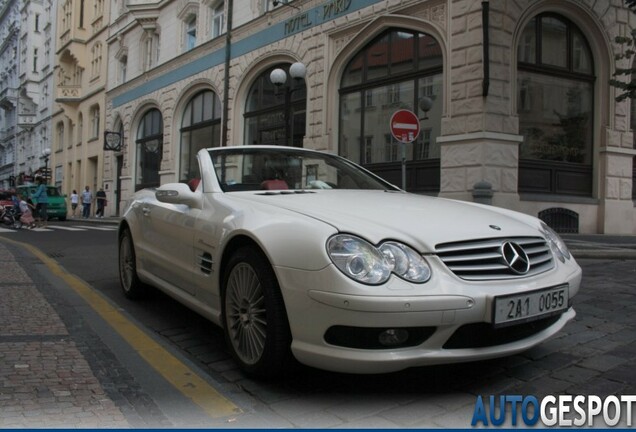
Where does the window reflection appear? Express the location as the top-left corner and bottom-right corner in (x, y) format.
(340, 29), (443, 165)
(180, 90), (221, 182)
(541, 17), (567, 68)
(136, 109), (163, 190)
(518, 71), (592, 164)
(517, 13), (595, 196)
(245, 64), (307, 147)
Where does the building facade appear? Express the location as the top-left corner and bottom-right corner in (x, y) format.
(51, 0), (110, 205)
(0, 0), (58, 189)
(0, 0), (20, 188)
(102, 0), (635, 234)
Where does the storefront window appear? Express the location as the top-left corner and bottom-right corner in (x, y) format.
(180, 90), (221, 182)
(339, 29), (443, 192)
(244, 64), (306, 147)
(517, 14), (594, 196)
(135, 109), (163, 190)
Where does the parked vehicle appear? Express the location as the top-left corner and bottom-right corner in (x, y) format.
(16, 185), (68, 221)
(0, 204), (21, 229)
(119, 146), (582, 377)
(0, 190), (15, 209)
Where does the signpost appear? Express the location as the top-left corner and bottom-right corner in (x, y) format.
(390, 109), (420, 190)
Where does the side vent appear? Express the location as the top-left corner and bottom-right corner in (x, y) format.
(538, 208), (579, 234)
(199, 252), (213, 274)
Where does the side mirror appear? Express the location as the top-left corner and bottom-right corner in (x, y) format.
(155, 183), (201, 209)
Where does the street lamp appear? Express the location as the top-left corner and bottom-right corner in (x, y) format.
(269, 62), (306, 146)
(42, 147), (51, 184)
(418, 96), (434, 120)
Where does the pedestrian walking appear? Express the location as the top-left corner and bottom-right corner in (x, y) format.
(70, 189), (79, 217)
(81, 186), (93, 218)
(32, 176), (49, 228)
(96, 188), (107, 218)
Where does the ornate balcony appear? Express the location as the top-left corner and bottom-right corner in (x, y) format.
(0, 87), (18, 110)
(56, 85), (82, 102)
(17, 113), (36, 129)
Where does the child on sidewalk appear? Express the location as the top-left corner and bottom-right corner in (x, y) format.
(17, 194), (36, 229)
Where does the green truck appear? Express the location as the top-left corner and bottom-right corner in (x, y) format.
(16, 185), (68, 221)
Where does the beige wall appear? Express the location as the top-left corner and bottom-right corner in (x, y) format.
(52, 0), (110, 215)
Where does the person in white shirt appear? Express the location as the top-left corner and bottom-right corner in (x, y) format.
(70, 189), (79, 217)
(81, 186), (93, 218)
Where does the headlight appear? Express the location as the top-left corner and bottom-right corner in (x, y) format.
(327, 234), (431, 285)
(540, 222), (571, 262)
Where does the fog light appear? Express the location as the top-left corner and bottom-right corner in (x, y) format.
(378, 329), (409, 346)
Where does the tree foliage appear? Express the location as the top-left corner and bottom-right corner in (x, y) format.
(610, 1), (636, 101)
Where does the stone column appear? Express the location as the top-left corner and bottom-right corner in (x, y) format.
(438, 131), (522, 209)
(598, 145), (636, 234)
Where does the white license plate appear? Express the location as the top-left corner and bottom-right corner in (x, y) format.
(493, 285), (569, 328)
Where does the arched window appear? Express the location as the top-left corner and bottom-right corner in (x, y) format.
(339, 29), (443, 192)
(244, 64), (307, 147)
(135, 109), (163, 190)
(180, 90), (221, 182)
(517, 14), (594, 196)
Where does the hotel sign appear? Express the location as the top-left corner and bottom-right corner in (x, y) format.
(284, 0), (352, 35)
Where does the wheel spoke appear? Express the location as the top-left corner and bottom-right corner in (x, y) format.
(225, 262), (268, 365)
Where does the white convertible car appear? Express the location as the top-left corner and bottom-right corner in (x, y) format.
(119, 146), (582, 377)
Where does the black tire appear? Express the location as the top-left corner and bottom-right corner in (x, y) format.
(222, 246), (293, 378)
(59, 216), (67, 221)
(118, 228), (147, 299)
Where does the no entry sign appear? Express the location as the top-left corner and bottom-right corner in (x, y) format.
(390, 109), (420, 143)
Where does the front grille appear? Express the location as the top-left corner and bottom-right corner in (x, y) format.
(436, 237), (554, 281)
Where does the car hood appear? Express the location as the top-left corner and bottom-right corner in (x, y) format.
(230, 190), (542, 252)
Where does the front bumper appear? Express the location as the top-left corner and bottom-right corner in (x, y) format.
(275, 255), (582, 374)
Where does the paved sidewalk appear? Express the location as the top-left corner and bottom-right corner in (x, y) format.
(0, 240), (250, 428)
(0, 242), (131, 428)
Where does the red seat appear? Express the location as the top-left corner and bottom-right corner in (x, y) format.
(260, 179), (288, 190)
(188, 178), (201, 191)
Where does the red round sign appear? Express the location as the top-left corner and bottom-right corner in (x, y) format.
(390, 109), (420, 143)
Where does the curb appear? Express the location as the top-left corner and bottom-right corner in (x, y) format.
(570, 249), (636, 260)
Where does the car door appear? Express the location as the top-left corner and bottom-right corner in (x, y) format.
(140, 192), (201, 296)
(190, 192), (232, 318)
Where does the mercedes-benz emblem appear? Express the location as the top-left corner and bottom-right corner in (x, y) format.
(500, 241), (531, 274)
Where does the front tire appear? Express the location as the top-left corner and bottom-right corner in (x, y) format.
(222, 246), (293, 378)
(118, 228), (147, 299)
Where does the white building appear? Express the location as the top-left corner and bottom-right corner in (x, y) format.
(0, 0), (20, 188)
(0, 0), (58, 188)
(97, 0), (635, 234)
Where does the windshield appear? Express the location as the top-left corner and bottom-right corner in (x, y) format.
(19, 186), (63, 197)
(210, 148), (397, 192)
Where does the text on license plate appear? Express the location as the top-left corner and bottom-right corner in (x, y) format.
(493, 285), (569, 328)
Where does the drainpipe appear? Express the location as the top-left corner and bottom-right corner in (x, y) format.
(482, 0), (489, 97)
(221, 0), (234, 147)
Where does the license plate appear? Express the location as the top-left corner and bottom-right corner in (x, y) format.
(493, 285), (569, 328)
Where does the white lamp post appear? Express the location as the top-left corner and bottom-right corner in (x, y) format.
(268, 62), (306, 146)
(42, 147), (51, 183)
